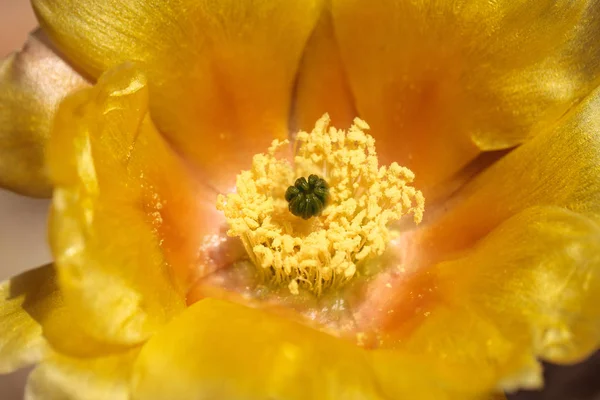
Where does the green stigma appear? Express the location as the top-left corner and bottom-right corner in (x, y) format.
(285, 174), (329, 220)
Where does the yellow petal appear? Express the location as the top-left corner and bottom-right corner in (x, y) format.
(414, 83), (600, 267)
(383, 206), (600, 394)
(0, 263), (137, 362)
(47, 64), (185, 349)
(132, 298), (504, 400)
(0, 30), (89, 197)
(370, 86), (600, 390)
(0, 265), (55, 373)
(33, 0), (324, 191)
(331, 0), (600, 192)
(449, 207), (599, 373)
(291, 9), (356, 133)
(26, 348), (139, 400)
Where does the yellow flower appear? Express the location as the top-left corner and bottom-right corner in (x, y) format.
(1, 1), (600, 399)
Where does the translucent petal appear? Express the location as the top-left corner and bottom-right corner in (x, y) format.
(0, 264), (141, 362)
(0, 265), (54, 373)
(382, 207), (600, 393)
(33, 0), (324, 192)
(47, 64), (186, 349)
(26, 348), (139, 400)
(132, 298), (506, 400)
(0, 30), (88, 197)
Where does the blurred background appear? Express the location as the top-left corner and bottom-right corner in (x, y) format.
(0, 0), (598, 399)
(1, 1), (52, 399)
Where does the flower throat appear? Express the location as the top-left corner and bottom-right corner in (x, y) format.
(217, 114), (424, 296)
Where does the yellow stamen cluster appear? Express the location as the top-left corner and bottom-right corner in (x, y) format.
(217, 114), (424, 295)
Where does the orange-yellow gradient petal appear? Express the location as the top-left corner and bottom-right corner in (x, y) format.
(47, 64), (187, 349)
(0, 265), (56, 373)
(33, 0), (325, 192)
(367, 86), (600, 391)
(376, 206), (600, 394)
(0, 30), (88, 197)
(132, 298), (505, 400)
(291, 9), (356, 133)
(26, 348), (139, 400)
(331, 0), (600, 193)
(415, 84), (600, 265)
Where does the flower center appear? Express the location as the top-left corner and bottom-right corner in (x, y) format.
(217, 114), (424, 296)
(285, 174), (329, 219)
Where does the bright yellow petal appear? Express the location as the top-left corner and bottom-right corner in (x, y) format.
(451, 207), (598, 370)
(47, 64), (185, 349)
(331, 0), (600, 192)
(33, 0), (325, 192)
(26, 348), (139, 400)
(0, 30), (88, 197)
(380, 206), (600, 394)
(414, 83), (600, 267)
(0, 263), (137, 363)
(368, 85), (600, 391)
(132, 299), (385, 400)
(132, 298), (504, 400)
(0, 265), (55, 373)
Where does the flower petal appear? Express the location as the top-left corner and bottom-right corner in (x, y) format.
(291, 9), (356, 133)
(0, 265), (55, 373)
(26, 348), (139, 400)
(414, 83), (600, 266)
(0, 263), (139, 363)
(367, 84), (600, 391)
(382, 206), (600, 393)
(0, 29), (89, 197)
(331, 0), (600, 192)
(47, 64), (186, 349)
(132, 298), (504, 400)
(33, 0), (325, 192)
